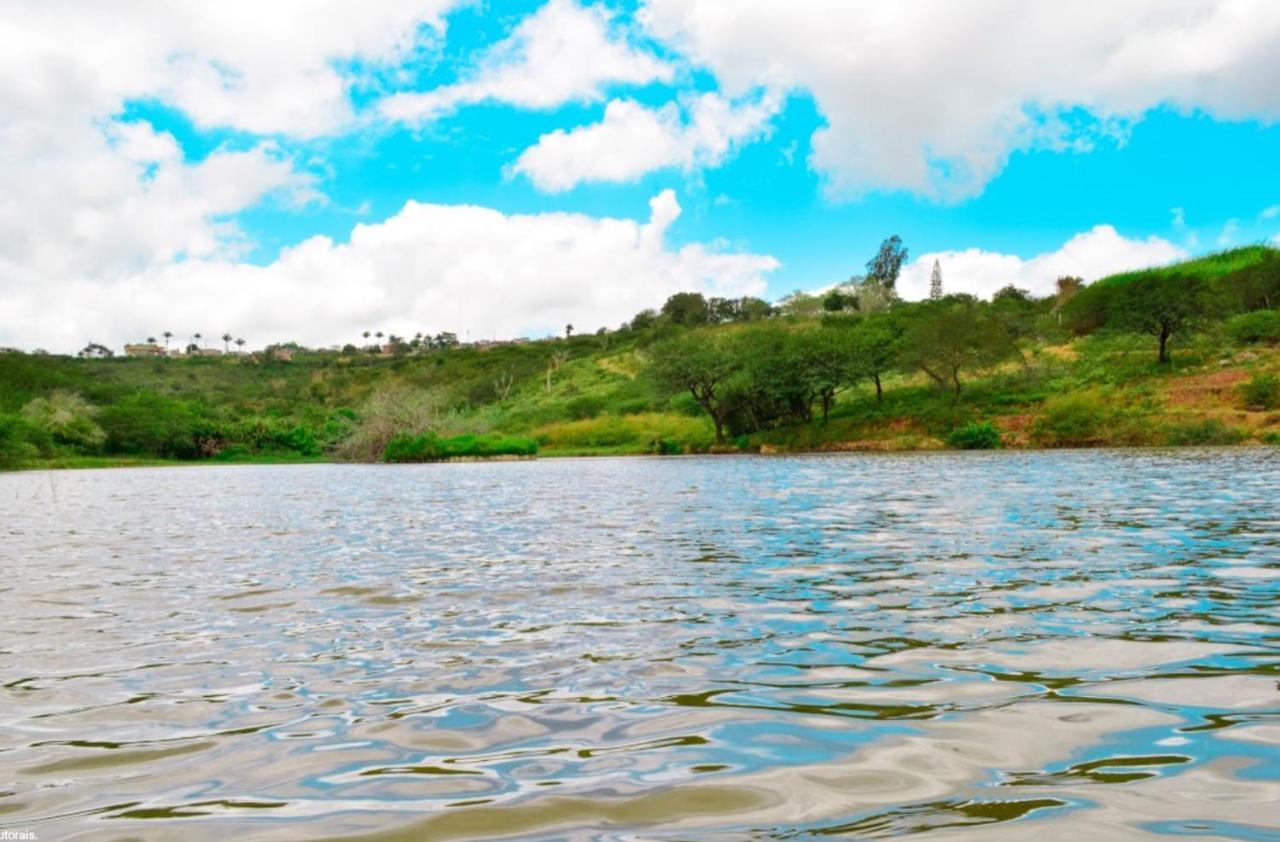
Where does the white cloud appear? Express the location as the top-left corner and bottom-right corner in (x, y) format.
(640, 0), (1280, 200)
(0, 1), (464, 308)
(380, 0), (672, 124)
(1261, 205), (1280, 220)
(0, 192), (777, 352)
(895, 226), (1186, 301)
(511, 92), (778, 191)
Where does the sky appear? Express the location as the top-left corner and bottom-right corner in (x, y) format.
(2, 0), (1279, 352)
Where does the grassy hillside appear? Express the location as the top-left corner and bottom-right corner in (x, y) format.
(3, 247), (1279, 469)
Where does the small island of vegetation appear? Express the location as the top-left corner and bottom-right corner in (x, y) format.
(3, 240), (1279, 471)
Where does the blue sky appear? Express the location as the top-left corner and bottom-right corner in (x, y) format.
(2, 0), (1279, 350)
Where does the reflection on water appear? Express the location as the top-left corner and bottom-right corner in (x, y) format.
(0, 450), (1277, 840)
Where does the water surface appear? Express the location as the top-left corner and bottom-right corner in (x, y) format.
(1, 451), (1278, 840)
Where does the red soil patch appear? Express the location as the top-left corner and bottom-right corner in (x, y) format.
(1164, 368), (1247, 409)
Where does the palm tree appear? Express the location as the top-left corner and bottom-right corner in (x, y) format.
(162, 331), (173, 351)
(221, 332), (232, 352)
(375, 331), (384, 341)
(193, 332), (202, 349)
(565, 323), (574, 338)
(235, 338), (246, 353)
(146, 336), (157, 344)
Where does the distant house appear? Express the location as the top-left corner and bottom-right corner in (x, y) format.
(272, 348), (293, 362)
(124, 343), (165, 357)
(195, 347), (223, 357)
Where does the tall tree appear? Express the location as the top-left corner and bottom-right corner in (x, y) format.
(661, 292), (710, 325)
(866, 235), (909, 291)
(649, 333), (745, 444)
(221, 332), (232, 352)
(1109, 273), (1214, 364)
(162, 331), (173, 351)
(900, 298), (1015, 404)
(929, 260), (943, 300)
(847, 314), (902, 404)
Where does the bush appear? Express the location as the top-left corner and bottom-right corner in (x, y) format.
(0, 412), (43, 468)
(1239, 373), (1280, 410)
(21, 391), (105, 452)
(1033, 391), (1113, 447)
(534, 413), (714, 453)
(383, 432), (537, 462)
(1225, 310), (1280, 345)
(947, 421), (1002, 449)
(1163, 418), (1244, 446)
(565, 394), (606, 420)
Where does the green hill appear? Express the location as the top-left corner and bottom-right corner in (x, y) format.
(3, 246), (1279, 469)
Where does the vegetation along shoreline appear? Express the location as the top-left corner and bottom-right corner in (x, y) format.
(3, 241), (1279, 471)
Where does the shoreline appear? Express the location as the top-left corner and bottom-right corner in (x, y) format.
(7, 440), (1275, 473)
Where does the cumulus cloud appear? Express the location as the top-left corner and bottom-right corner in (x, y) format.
(511, 92), (778, 191)
(0, 192), (777, 352)
(640, 0), (1280, 200)
(0, 1), (465, 304)
(380, 0), (672, 123)
(894, 226), (1186, 301)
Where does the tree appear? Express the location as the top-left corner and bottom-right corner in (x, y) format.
(78, 342), (113, 359)
(866, 235), (909, 291)
(1053, 276), (1083, 322)
(162, 331), (173, 351)
(193, 333), (202, 350)
(22, 391), (106, 451)
(235, 338), (246, 352)
(805, 328), (861, 421)
(649, 333), (745, 444)
(221, 332), (233, 352)
(565, 323), (574, 339)
(737, 296), (775, 321)
(661, 292), (710, 325)
(146, 336), (157, 345)
(1108, 273), (1214, 364)
(545, 349), (569, 392)
(900, 298), (1015, 404)
(822, 288), (858, 313)
(629, 309), (659, 330)
(990, 285), (1040, 367)
(847, 314), (902, 404)
(929, 260), (943, 300)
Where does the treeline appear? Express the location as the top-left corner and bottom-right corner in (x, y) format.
(2, 244), (1278, 468)
(644, 245), (1280, 445)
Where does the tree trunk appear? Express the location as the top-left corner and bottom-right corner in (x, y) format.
(951, 367), (963, 406)
(1157, 326), (1171, 364)
(821, 392), (832, 423)
(873, 373), (883, 404)
(712, 415), (726, 444)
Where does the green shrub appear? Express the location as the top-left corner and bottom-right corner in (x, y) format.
(1262, 430), (1280, 446)
(1033, 391), (1113, 447)
(1163, 418), (1244, 446)
(947, 421), (1002, 449)
(565, 394), (606, 420)
(0, 412), (42, 468)
(1239, 373), (1280, 410)
(652, 437), (681, 455)
(21, 390), (105, 452)
(383, 432), (537, 462)
(1225, 310), (1280, 345)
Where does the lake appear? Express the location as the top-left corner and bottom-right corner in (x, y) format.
(1, 452), (1278, 840)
